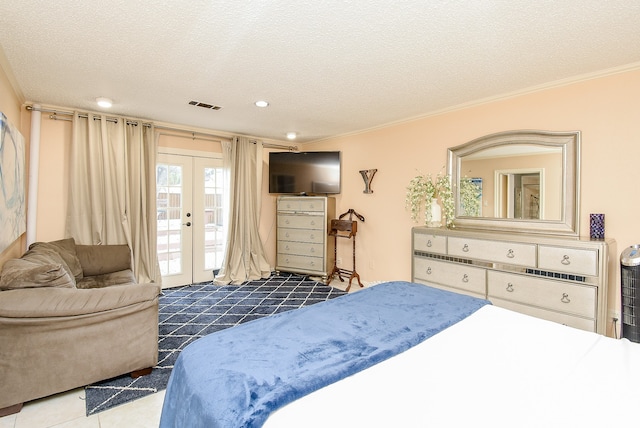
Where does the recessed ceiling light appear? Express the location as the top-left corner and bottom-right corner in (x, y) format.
(255, 100), (269, 108)
(286, 132), (297, 140)
(96, 97), (113, 108)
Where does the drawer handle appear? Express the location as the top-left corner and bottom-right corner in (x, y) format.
(506, 283), (514, 292)
(462, 274), (469, 283)
(561, 293), (571, 304)
(426, 267), (432, 275)
(310, 220), (316, 226)
(561, 255), (571, 265)
(285, 219), (290, 224)
(285, 232), (290, 238)
(462, 244), (469, 252)
(310, 234), (315, 240)
(506, 249), (514, 258)
(427, 239), (432, 247)
(310, 248), (315, 253)
(285, 245), (290, 250)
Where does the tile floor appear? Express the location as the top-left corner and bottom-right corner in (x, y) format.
(0, 388), (166, 428)
(0, 279), (372, 428)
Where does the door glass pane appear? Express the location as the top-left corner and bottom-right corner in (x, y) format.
(203, 166), (224, 270)
(157, 163), (184, 276)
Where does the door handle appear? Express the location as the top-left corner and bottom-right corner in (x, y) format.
(183, 222), (191, 227)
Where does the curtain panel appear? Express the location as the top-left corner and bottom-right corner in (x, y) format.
(215, 136), (270, 284)
(66, 112), (161, 283)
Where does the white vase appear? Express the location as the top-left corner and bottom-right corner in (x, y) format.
(428, 198), (442, 227)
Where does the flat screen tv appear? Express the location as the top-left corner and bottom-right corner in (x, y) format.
(269, 151), (341, 195)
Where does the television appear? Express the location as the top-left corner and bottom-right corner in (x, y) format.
(269, 151), (341, 195)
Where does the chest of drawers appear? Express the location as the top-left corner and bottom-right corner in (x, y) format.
(276, 196), (335, 280)
(412, 227), (614, 335)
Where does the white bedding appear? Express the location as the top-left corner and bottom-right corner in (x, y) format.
(265, 305), (640, 427)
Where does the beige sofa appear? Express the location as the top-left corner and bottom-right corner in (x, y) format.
(0, 238), (161, 415)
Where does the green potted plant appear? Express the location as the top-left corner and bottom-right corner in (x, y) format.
(405, 171), (454, 227)
(459, 177), (482, 217)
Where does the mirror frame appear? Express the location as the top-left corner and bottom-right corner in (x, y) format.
(448, 130), (580, 236)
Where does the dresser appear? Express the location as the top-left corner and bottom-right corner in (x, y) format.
(412, 226), (615, 335)
(276, 196), (336, 280)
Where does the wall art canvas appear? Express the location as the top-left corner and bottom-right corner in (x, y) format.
(0, 111), (26, 253)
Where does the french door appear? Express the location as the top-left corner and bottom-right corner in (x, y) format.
(156, 153), (225, 288)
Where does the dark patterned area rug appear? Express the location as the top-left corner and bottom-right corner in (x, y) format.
(84, 273), (346, 415)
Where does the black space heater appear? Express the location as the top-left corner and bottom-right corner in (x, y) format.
(621, 245), (640, 342)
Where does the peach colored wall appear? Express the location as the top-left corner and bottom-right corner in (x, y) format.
(34, 116), (71, 241)
(296, 68), (640, 325)
(0, 61), (27, 267)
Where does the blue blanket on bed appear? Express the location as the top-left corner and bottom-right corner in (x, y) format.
(159, 281), (489, 428)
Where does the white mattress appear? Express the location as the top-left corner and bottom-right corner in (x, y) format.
(265, 305), (640, 427)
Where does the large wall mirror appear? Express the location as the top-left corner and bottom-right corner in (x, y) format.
(448, 130), (580, 236)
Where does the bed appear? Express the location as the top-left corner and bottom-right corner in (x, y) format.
(159, 281), (640, 427)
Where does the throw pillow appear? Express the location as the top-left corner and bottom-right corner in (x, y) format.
(29, 238), (83, 280)
(0, 254), (76, 290)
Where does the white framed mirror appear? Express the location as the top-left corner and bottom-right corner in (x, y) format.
(448, 130), (580, 236)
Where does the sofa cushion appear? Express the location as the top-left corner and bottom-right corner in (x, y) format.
(29, 238), (83, 280)
(76, 244), (132, 276)
(76, 269), (137, 289)
(0, 251), (76, 291)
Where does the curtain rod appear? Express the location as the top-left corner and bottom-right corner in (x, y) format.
(25, 104), (298, 151)
(264, 142), (298, 151)
(26, 105), (150, 126)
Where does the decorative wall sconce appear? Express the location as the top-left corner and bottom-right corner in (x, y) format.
(359, 169), (377, 194)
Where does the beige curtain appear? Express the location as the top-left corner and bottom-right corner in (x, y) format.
(66, 112), (161, 283)
(214, 136), (270, 284)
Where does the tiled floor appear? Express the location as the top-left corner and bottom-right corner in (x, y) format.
(0, 388), (166, 428)
(0, 279), (371, 428)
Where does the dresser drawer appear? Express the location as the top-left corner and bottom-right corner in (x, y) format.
(538, 245), (598, 276)
(298, 198), (325, 212)
(413, 233), (447, 255)
(490, 298), (596, 332)
(277, 198), (300, 211)
(414, 279), (485, 300)
(278, 241), (324, 257)
(414, 257), (486, 296)
(487, 271), (596, 318)
(277, 254), (324, 272)
(278, 228), (325, 244)
(277, 214), (324, 230)
(448, 237), (536, 267)
(277, 198), (325, 212)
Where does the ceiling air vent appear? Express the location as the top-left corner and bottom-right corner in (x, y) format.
(188, 100), (222, 110)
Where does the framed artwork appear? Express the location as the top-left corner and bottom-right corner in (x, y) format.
(0, 112), (26, 253)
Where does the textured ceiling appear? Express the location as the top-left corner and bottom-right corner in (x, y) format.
(1, 1), (639, 143)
